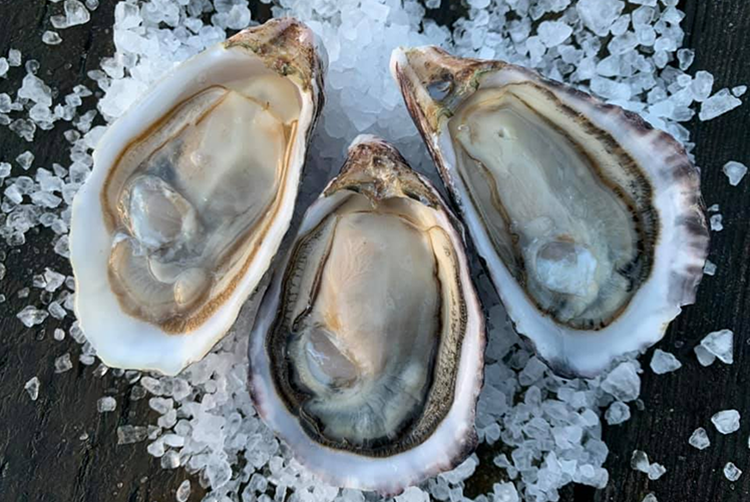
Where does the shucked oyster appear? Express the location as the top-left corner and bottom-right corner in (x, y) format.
(392, 47), (709, 377)
(69, 19), (324, 375)
(249, 136), (485, 494)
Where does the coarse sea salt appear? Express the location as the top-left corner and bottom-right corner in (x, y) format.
(723, 161), (747, 186)
(712, 410), (740, 435)
(649, 349), (682, 375)
(688, 427), (710, 450)
(724, 462), (742, 482)
(0, 0), (746, 500)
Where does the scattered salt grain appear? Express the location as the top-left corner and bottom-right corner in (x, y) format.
(176, 480), (191, 502)
(703, 260), (717, 276)
(631, 450), (650, 473)
(538, 21), (573, 47)
(710, 214), (723, 231)
(724, 462), (742, 482)
(701, 329), (733, 364)
(688, 427), (710, 450)
(0, 57), (8, 77)
(648, 462), (666, 480)
(8, 49), (21, 67)
(723, 161), (747, 186)
(15, 151), (34, 170)
(712, 410), (740, 434)
(24, 376), (40, 401)
(97, 396), (116, 412)
(643, 494), (658, 502)
(732, 85), (747, 97)
(17, 306), (49, 327)
(117, 425), (148, 445)
(605, 401), (631, 425)
(42, 31), (63, 46)
(650, 349), (682, 374)
(602, 361), (641, 402)
(161, 450), (181, 469)
(54, 353), (73, 373)
(53, 328), (65, 341)
(699, 89), (743, 121)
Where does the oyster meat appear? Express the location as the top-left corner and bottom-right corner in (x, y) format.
(69, 19), (324, 375)
(392, 47), (709, 377)
(249, 136), (485, 494)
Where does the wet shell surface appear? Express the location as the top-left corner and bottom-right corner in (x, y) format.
(69, 18), (324, 376)
(248, 136), (485, 494)
(391, 46), (708, 377)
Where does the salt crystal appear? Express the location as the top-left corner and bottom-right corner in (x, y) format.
(24, 376), (40, 400)
(538, 21), (573, 47)
(64, 0), (91, 27)
(676, 48), (694, 70)
(647, 462), (666, 480)
(54, 328), (65, 340)
(690, 71), (714, 102)
(149, 397), (174, 414)
(176, 480), (191, 502)
(54, 353), (73, 373)
(15, 151), (34, 170)
(708, 204), (720, 212)
(688, 427), (710, 450)
(694, 345), (715, 366)
(97, 396), (117, 412)
(701, 329), (733, 364)
(395, 487), (429, 502)
(85, 0), (99, 10)
(43, 268), (66, 291)
(724, 462), (742, 481)
(649, 349), (682, 374)
(117, 425), (148, 444)
(723, 161), (747, 186)
(161, 450), (181, 469)
(17, 306), (49, 327)
(602, 361), (640, 402)
(8, 49), (21, 66)
(703, 260), (717, 276)
(630, 450), (650, 473)
(732, 85), (747, 97)
(42, 31), (63, 45)
(712, 409), (740, 434)
(0, 57), (8, 77)
(643, 494), (658, 502)
(48, 301), (66, 319)
(605, 401), (631, 425)
(576, 0), (625, 36)
(699, 89), (742, 121)
(425, 0), (440, 8)
(710, 214), (723, 231)
(0, 163), (10, 178)
(492, 482), (519, 502)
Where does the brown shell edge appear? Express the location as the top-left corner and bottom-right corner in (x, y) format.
(226, 17), (326, 136)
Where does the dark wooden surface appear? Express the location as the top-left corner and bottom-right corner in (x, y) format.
(0, 1), (748, 501)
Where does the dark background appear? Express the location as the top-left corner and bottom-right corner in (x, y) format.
(0, 1), (748, 501)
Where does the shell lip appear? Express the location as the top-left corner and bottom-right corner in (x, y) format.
(392, 47), (709, 378)
(247, 136), (486, 494)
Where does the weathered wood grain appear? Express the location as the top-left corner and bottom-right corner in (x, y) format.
(0, 1), (747, 502)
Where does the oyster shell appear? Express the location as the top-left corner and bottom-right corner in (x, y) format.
(248, 136), (485, 494)
(391, 46), (709, 377)
(69, 19), (324, 375)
